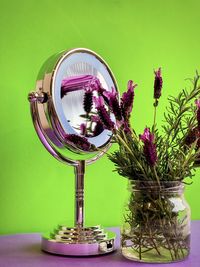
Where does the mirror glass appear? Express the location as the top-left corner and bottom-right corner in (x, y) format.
(53, 51), (117, 149)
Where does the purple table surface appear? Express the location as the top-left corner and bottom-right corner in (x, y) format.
(0, 221), (199, 267)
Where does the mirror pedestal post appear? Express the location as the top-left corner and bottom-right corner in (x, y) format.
(74, 160), (85, 228)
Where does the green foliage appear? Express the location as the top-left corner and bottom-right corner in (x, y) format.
(109, 73), (200, 182)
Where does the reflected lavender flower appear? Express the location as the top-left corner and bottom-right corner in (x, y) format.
(154, 68), (163, 99)
(93, 121), (104, 136)
(80, 123), (87, 136)
(91, 115), (100, 123)
(95, 87), (110, 105)
(83, 87), (93, 114)
(64, 134), (92, 151)
(91, 115), (104, 136)
(93, 96), (115, 130)
(139, 128), (157, 166)
(88, 77), (102, 91)
(121, 80), (137, 122)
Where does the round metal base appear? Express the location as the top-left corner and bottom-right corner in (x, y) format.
(41, 225), (116, 256)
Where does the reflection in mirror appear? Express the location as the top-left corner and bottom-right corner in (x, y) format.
(61, 74), (102, 136)
(51, 54), (118, 153)
(60, 74), (107, 151)
(60, 72), (117, 151)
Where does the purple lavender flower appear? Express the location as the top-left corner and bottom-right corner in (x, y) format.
(93, 121), (104, 136)
(91, 115), (100, 123)
(139, 128), (157, 166)
(184, 127), (199, 147)
(103, 88), (122, 121)
(64, 134), (92, 151)
(80, 123), (87, 136)
(154, 68), (163, 99)
(122, 121), (132, 134)
(91, 115), (104, 136)
(195, 99), (200, 131)
(95, 87), (110, 105)
(120, 80), (137, 122)
(88, 77), (102, 91)
(93, 96), (115, 130)
(83, 87), (93, 114)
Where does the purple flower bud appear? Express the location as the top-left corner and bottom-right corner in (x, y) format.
(88, 77), (102, 91)
(154, 68), (163, 99)
(93, 96), (105, 108)
(93, 121), (104, 136)
(103, 88), (122, 121)
(93, 96), (115, 130)
(121, 80), (137, 122)
(83, 88), (93, 114)
(90, 115), (104, 136)
(95, 87), (110, 105)
(80, 123), (87, 136)
(91, 115), (100, 123)
(195, 99), (200, 108)
(184, 127), (199, 147)
(139, 128), (157, 166)
(64, 134), (92, 151)
(195, 99), (200, 131)
(122, 121), (131, 134)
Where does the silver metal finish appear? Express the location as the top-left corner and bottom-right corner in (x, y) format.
(42, 226), (116, 256)
(75, 161), (85, 228)
(28, 48), (118, 256)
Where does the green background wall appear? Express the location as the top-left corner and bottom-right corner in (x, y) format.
(0, 0), (200, 234)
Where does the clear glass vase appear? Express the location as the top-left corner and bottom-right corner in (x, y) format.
(121, 181), (190, 263)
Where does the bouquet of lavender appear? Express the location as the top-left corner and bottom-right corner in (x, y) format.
(64, 70), (200, 262)
(92, 70), (200, 263)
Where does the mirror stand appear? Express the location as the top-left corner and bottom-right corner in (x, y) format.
(41, 160), (116, 256)
(28, 48), (118, 256)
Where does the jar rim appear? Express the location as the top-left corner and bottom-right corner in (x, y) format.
(128, 180), (183, 184)
(128, 180), (184, 192)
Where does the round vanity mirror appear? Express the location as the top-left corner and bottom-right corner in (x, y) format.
(29, 48), (117, 164)
(28, 48), (118, 256)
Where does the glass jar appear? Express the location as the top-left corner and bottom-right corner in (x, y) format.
(121, 181), (190, 263)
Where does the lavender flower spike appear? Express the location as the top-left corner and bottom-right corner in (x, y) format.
(80, 123), (87, 136)
(154, 67), (163, 99)
(195, 99), (200, 131)
(184, 127), (199, 147)
(83, 87), (94, 114)
(93, 96), (115, 130)
(64, 134), (92, 151)
(139, 128), (157, 166)
(91, 115), (104, 136)
(121, 80), (137, 122)
(103, 87), (122, 121)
